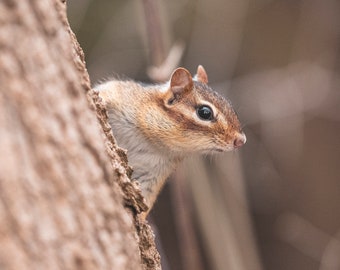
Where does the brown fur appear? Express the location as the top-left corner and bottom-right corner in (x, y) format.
(96, 66), (246, 215)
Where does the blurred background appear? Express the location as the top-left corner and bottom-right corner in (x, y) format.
(68, 1), (340, 269)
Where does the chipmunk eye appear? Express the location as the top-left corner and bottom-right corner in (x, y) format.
(197, 105), (213, 121)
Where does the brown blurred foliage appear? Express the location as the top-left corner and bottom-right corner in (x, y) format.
(68, 1), (340, 269)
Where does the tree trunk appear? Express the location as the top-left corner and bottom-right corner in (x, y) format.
(0, 0), (160, 269)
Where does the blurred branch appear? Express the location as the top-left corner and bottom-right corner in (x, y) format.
(170, 172), (205, 270)
(147, 41), (185, 82)
(141, 0), (185, 81)
(320, 231), (340, 270)
(142, 0), (166, 66)
(276, 212), (340, 270)
(184, 156), (263, 270)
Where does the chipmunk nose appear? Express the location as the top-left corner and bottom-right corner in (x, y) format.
(233, 132), (246, 148)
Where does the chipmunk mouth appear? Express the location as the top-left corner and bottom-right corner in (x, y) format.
(209, 142), (234, 153)
(201, 144), (236, 154)
(211, 146), (233, 153)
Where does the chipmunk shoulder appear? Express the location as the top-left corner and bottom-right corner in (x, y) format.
(95, 65), (246, 216)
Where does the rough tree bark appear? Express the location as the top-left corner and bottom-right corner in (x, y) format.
(0, 0), (160, 269)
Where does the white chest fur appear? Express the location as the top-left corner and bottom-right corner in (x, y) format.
(106, 108), (180, 206)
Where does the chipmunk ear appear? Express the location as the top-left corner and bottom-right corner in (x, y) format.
(166, 68), (193, 104)
(169, 67), (193, 97)
(196, 65), (208, 84)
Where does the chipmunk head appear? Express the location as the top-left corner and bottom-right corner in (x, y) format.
(146, 65), (246, 154)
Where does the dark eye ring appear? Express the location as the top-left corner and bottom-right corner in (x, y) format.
(196, 105), (214, 121)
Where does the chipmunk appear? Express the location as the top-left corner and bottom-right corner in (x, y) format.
(95, 65), (246, 216)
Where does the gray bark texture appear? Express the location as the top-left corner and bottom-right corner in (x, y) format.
(0, 0), (160, 269)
